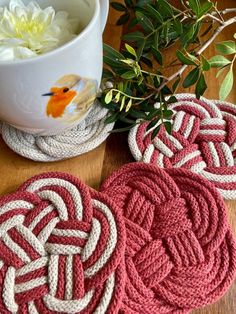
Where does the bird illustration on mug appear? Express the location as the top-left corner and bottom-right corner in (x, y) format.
(42, 74), (97, 122)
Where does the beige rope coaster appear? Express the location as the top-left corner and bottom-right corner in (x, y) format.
(0, 101), (114, 162)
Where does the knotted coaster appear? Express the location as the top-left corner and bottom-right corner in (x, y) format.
(129, 94), (236, 199)
(101, 162), (236, 314)
(0, 101), (114, 162)
(0, 172), (126, 313)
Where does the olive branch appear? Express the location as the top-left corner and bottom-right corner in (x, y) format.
(100, 0), (236, 136)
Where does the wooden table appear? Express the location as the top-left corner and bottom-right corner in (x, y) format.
(0, 1), (235, 313)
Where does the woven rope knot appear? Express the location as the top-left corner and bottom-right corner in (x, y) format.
(46, 220), (90, 255)
(101, 163), (236, 313)
(151, 198), (191, 238)
(129, 94), (236, 199)
(0, 173), (126, 313)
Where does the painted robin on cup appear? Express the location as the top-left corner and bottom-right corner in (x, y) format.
(43, 74), (97, 121)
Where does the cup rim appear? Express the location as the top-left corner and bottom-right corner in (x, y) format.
(0, 0), (100, 66)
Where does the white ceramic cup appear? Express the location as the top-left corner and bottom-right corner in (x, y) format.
(0, 0), (109, 135)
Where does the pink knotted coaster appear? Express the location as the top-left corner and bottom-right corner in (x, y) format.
(0, 173), (126, 314)
(101, 162), (236, 314)
(129, 94), (236, 199)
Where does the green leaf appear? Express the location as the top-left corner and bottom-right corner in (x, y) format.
(164, 121), (172, 134)
(216, 67), (226, 78)
(121, 71), (136, 79)
(124, 0), (133, 8)
(129, 108), (147, 119)
(195, 73), (207, 99)
(219, 67), (234, 100)
(140, 56), (153, 68)
(173, 19), (183, 35)
(151, 46), (163, 65)
(128, 18), (138, 29)
(188, 0), (200, 15)
(146, 4), (163, 23)
(105, 112), (119, 124)
(183, 67), (200, 88)
(109, 125), (135, 133)
(147, 117), (160, 130)
(153, 31), (159, 49)
(101, 99), (117, 110)
(115, 92), (121, 102)
(117, 13), (130, 25)
(180, 23), (199, 47)
(111, 2), (127, 11)
(198, 1), (214, 17)
(172, 76), (181, 92)
(126, 99), (133, 112)
(103, 55), (122, 68)
(136, 0), (153, 7)
(139, 101), (156, 112)
(216, 41), (236, 55)
(123, 31), (144, 42)
(147, 109), (160, 120)
(125, 44), (137, 58)
(163, 110), (173, 118)
(105, 90), (113, 104)
(118, 82), (124, 91)
(103, 44), (124, 60)
(209, 55), (231, 68)
(151, 125), (161, 139)
(102, 69), (114, 79)
(136, 40), (146, 60)
(176, 50), (197, 65)
(167, 96), (178, 104)
(201, 55), (211, 71)
(120, 95), (126, 111)
(136, 12), (154, 32)
(157, 0), (173, 16)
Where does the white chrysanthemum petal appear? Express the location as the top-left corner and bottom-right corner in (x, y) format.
(0, 46), (15, 60)
(27, 1), (41, 10)
(0, 0), (79, 61)
(14, 46), (37, 59)
(9, 0), (26, 11)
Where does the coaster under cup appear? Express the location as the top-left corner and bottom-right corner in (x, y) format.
(0, 101), (114, 162)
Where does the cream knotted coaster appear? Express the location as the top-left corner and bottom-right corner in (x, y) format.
(0, 101), (114, 162)
(129, 94), (236, 200)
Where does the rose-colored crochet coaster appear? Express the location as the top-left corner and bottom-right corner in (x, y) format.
(101, 163), (236, 314)
(0, 173), (126, 313)
(129, 94), (236, 199)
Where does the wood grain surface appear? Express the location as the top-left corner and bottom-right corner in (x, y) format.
(0, 0), (236, 313)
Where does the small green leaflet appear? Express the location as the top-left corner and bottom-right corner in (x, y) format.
(219, 67), (234, 100)
(125, 44), (137, 58)
(111, 2), (127, 11)
(105, 90), (113, 104)
(176, 50), (198, 66)
(216, 41), (236, 55)
(209, 55), (231, 68)
(183, 67), (200, 88)
(196, 73), (207, 99)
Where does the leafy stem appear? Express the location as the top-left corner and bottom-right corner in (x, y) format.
(157, 15), (236, 94)
(102, 0), (236, 136)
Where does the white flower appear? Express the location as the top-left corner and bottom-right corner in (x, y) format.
(0, 0), (79, 61)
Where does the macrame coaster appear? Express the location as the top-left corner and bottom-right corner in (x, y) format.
(129, 94), (236, 199)
(0, 101), (114, 162)
(0, 172), (126, 313)
(101, 162), (236, 314)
